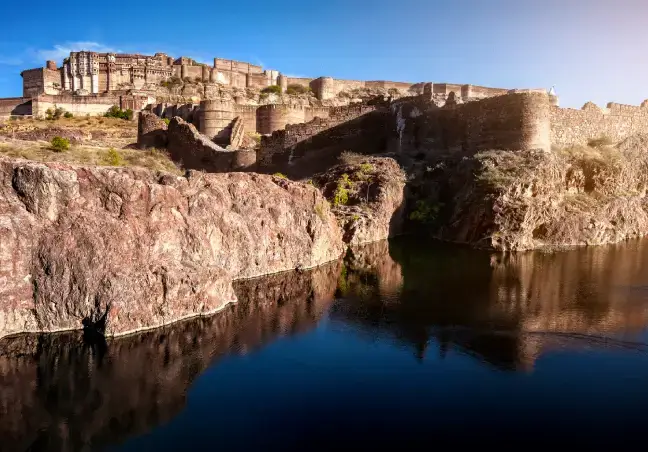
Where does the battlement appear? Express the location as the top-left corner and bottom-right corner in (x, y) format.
(551, 99), (648, 146)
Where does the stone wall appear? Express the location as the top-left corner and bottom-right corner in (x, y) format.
(31, 94), (120, 117)
(137, 111), (168, 149)
(167, 117), (255, 172)
(0, 98), (32, 118)
(550, 101), (648, 147)
(228, 116), (245, 150)
(259, 104), (378, 163)
(233, 105), (258, 132)
(21, 69), (46, 97)
(414, 92), (551, 153)
(259, 110), (391, 179)
(285, 77), (314, 88)
(256, 104), (307, 134)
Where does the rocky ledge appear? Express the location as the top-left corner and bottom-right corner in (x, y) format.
(313, 156), (406, 245)
(0, 157), (344, 339)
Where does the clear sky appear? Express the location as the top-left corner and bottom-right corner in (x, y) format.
(1, 0), (646, 107)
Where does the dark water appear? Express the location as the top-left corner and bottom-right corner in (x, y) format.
(3, 238), (648, 450)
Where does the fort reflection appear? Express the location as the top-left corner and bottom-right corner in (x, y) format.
(331, 238), (648, 371)
(4, 238), (648, 450)
(0, 261), (340, 452)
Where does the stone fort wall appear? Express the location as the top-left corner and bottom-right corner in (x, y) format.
(0, 98), (32, 118)
(551, 101), (648, 147)
(31, 94), (150, 118)
(419, 91), (552, 153)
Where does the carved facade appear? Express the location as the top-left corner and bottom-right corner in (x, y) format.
(21, 51), (280, 97)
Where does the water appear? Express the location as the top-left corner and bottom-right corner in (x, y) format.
(3, 237), (648, 450)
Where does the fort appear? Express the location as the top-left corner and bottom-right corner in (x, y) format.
(2, 49), (648, 169)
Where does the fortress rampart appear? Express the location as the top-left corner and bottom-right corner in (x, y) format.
(551, 101), (648, 147)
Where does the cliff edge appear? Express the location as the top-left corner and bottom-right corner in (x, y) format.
(407, 135), (648, 250)
(0, 158), (344, 339)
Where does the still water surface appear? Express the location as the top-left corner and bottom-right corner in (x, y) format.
(3, 238), (648, 450)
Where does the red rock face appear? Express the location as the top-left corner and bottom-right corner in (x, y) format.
(0, 158), (344, 339)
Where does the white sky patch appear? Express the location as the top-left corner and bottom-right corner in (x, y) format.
(36, 42), (120, 62)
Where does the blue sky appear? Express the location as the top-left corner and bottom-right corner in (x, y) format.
(1, 0), (646, 107)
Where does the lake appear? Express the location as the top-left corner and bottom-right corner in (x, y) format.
(2, 237), (648, 450)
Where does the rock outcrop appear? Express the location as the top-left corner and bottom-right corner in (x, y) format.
(313, 156), (406, 244)
(166, 117), (256, 172)
(0, 157), (344, 339)
(406, 135), (648, 250)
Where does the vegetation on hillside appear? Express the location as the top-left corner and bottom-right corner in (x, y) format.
(0, 142), (181, 174)
(415, 134), (648, 250)
(104, 106), (134, 120)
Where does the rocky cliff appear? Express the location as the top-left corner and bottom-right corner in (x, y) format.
(0, 158), (344, 339)
(313, 156), (406, 245)
(406, 135), (648, 250)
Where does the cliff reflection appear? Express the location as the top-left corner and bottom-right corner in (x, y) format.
(332, 238), (648, 370)
(0, 261), (340, 452)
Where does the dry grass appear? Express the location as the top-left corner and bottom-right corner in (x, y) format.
(0, 141), (181, 175)
(1, 116), (136, 131)
(0, 116), (137, 148)
(339, 151), (367, 165)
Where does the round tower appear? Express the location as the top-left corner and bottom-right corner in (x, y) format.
(277, 73), (288, 93)
(202, 65), (210, 82)
(200, 99), (235, 141)
(313, 76), (335, 101)
(256, 104), (306, 134)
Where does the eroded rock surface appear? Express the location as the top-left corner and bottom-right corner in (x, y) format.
(313, 156), (406, 245)
(0, 157), (344, 339)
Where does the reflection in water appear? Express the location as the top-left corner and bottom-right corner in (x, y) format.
(3, 238), (648, 449)
(0, 262), (340, 452)
(333, 238), (648, 371)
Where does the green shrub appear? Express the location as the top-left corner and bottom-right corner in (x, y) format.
(359, 163), (374, 173)
(162, 118), (170, 125)
(409, 200), (441, 224)
(102, 148), (125, 166)
(45, 107), (64, 120)
(63, 111), (73, 118)
(286, 84), (310, 95)
(273, 172), (287, 179)
(261, 85), (282, 95)
(104, 106), (134, 120)
(50, 136), (70, 152)
(333, 173), (353, 206)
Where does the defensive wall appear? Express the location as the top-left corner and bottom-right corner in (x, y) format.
(258, 104), (379, 164)
(0, 98), (32, 118)
(551, 101), (648, 147)
(30, 94), (150, 118)
(410, 91), (552, 153)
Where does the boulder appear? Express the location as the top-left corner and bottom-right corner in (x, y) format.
(0, 157), (344, 339)
(313, 156), (406, 244)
